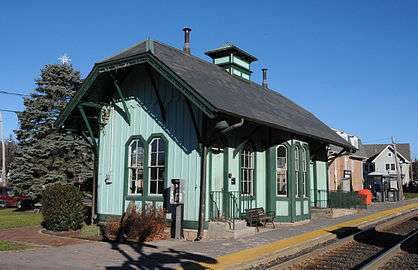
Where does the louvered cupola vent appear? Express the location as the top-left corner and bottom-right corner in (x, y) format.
(205, 43), (257, 81)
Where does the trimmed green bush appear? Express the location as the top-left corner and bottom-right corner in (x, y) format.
(41, 183), (84, 231)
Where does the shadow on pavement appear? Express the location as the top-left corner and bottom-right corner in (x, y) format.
(104, 240), (217, 270)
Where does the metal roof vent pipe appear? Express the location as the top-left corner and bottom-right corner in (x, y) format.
(262, 68), (268, 89)
(182, 27), (192, 55)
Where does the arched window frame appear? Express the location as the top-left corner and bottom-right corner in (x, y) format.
(125, 135), (146, 197)
(240, 145), (255, 196)
(294, 145), (300, 198)
(301, 147), (308, 197)
(276, 144), (288, 197)
(147, 134), (168, 196)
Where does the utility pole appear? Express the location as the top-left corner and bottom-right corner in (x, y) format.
(0, 112), (6, 187)
(392, 136), (404, 200)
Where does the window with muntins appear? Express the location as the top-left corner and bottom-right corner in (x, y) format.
(128, 139), (145, 195)
(241, 148), (255, 195)
(295, 146), (300, 197)
(149, 137), (165, 195)
(276, 145), (288, 196)
(386, 164), (390, 170)
(302, 147), (308, 197)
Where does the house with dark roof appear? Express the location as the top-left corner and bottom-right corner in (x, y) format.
(363, 143), (412, 186)
(55, 28), (353, 239)
(328, 129), (367, 192)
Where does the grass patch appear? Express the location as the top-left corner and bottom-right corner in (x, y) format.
(0, 240), (33, 251)
(80, 224), (101, 239)
(405, 192), (418, 200)
(0, 208), (42, 230)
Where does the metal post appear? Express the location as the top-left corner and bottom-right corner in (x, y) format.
(175, 204), (182, 239)
(392, 137), (404, 200)
(196, 144), (208, 240)
(91, 150), (98, 224)
(0, 112), (6, 187)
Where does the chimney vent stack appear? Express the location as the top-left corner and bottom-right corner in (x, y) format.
(182, 27), (192, 55)
(262, 68), (268, 88)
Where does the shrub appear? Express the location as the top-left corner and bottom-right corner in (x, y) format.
(105, 201), (167, 242)
(41, 183), (84, 231)
(103, 218), (121, 240)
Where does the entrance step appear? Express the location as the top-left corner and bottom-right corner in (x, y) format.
(311, 208), (359, 219)
(311, 208), (333, 219)
(208, 221), (256, 239)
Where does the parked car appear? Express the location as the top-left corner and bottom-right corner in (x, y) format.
(0, 187), (32, 209)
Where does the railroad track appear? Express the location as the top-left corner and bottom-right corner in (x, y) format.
(268, 211), (418, 270)
(361, 229), (418, 270)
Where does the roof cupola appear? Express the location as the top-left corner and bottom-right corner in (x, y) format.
(205, 43), (257, 80)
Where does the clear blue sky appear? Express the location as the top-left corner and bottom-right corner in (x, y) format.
(1, 1), (417, 157)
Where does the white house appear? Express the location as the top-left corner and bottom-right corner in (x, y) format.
(363, 143), (411, 185)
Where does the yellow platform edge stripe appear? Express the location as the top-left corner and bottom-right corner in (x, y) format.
(186, 202), (418, 270)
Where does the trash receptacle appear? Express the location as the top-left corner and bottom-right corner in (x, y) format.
(358, 189), (372, 206)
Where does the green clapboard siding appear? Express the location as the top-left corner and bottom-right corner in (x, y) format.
(255, 151), (266, 208)
(97, 65), (202, 222)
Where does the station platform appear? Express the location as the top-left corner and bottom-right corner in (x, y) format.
(179, 199), (418, 269)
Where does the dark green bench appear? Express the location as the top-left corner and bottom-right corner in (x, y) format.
(245, 207), (275, 231)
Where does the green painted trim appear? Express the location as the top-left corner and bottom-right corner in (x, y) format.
(304, 144), (312, 219)
(113, 79), (131, 124)
(223, 148), (229, 192)
(78, 105), (98, 150)
(55, 67), (100, 128)
(79, 102), (103, 109)
(208, 150), (213, 193)
(179, 220), (209, 230)
(97, 213), (121, 222)
(313, 161), (318, 205)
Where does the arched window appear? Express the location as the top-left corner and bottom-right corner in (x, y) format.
(128, 139), (145, 195)
(149, 137), (165, 195)
(302, 147), (307, 197)
(294, 146), (300, 197)
(276, 145), (288, 196)
(241, 147), (255, 195)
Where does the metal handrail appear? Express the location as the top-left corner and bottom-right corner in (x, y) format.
(209, 190), (247, 230)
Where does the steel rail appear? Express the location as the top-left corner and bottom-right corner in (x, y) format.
(360, 229), (418, 270)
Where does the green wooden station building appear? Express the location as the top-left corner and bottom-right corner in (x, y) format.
(56, 28), (353, 238)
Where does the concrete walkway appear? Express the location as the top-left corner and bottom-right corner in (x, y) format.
(1, 199), (418, 270)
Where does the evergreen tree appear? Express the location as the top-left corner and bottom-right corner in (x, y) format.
(9, 63), (93, 195)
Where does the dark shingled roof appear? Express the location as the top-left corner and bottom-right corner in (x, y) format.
(363, 143), (411, 161)
(96, 40), (351, 148)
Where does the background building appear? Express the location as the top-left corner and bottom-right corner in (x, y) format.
(328, 129), (366, 191)
(363, 143), (411, 186)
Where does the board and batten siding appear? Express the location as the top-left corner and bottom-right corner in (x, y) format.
(97, 65), (203, 223)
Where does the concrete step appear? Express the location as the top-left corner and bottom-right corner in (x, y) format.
(208, 221), (256, 239)
(311, 208), (359, 219)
